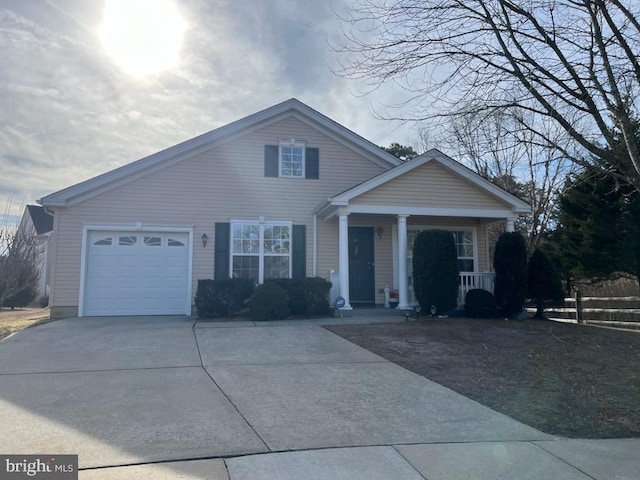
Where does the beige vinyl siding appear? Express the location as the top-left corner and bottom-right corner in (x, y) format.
(351, 161), (510, 210)
(50, 115), (386, 309)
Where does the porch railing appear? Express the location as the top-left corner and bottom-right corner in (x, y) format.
(458, 272), (495, 307)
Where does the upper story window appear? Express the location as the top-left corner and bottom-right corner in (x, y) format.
(279, 140), (305, 177)
(265, 143), (319, 179)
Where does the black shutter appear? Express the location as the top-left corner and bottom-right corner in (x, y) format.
(292, 224), (306, 279)
(305, 147), (319, 179)
(214, 223), (230, 280)
(265, 145), (279, 177)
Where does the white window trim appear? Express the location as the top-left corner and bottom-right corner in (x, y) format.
(278, 139), (305, 178)
(392, 225), (479, 290)
(79, 223), (193, 317)
(229, 218), (293, 283)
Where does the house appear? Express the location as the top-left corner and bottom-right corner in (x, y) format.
(38, 99), (530, 318)
(17, 205), (54, 302)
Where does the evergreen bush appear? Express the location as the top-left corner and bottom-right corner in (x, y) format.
(268, 277), (332, 316)
(249, 283), (290, 321)
(494, 232), (528, 317)
(464, 289), (499, 318)
(195, 278), (254, 318)
(527, 248), (564, 319)
(412, 230), (459, 314)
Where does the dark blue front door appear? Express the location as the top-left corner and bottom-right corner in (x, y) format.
(349, 227), (375, 304)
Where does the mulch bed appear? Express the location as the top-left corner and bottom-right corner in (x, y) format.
(325, 318), (640, 438)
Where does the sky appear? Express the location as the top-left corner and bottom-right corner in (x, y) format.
(0, 0), (418, 223)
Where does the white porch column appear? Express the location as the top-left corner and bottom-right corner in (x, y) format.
(338, 212), (352, 310)
(505, 218), (516, 232)
(397, 214), (411, 310)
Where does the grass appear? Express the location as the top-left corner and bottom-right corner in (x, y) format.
(325, 317), (640, 438)
(0, 308), (51, 340)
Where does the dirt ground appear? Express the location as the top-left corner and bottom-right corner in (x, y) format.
(325, 318), (640, 439)
(0, 307), (51, 340)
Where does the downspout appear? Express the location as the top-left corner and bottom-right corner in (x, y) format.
(312, 214), (317, 277)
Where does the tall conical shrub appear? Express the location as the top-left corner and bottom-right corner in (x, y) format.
(494, 232), (527, 317)
(527, 248), (564, 319)
(412, 230), (459, 314)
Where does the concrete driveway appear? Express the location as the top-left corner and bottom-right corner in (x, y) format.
(0, 316), (637, 479)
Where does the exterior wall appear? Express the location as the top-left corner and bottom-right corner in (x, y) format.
(49, 114), (387, 313)
(351, 161), (510, 210)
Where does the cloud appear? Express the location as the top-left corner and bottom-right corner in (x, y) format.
(0, 0), (415, 219)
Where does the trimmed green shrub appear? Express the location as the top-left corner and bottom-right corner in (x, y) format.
(412, 230), (459, 315)
(268, 277), (332, 316)
(494, 232), (528, 317)
(195, 278), (254, 318)
(527, 248), (564, 319)
(249, 283), (290, 321)
(464, 289), (499, 318)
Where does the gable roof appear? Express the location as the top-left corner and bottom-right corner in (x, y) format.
(39, 98), (402, 207)
(315, 149), (531, 218)
(26, 205), (53, 234)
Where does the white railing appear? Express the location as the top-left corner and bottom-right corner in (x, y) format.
(458, 272), (495, 307)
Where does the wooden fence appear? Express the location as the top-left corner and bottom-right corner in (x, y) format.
(529, 294), (640, 330)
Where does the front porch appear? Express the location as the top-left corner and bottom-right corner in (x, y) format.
(314, 151), (530, 313)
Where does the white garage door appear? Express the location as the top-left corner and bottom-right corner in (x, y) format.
(83, 231), (190, 316)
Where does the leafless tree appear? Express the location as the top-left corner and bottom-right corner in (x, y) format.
(442, 107), (575, 252)
(0, 210), (39, 311)
(338, 0), (640, 190)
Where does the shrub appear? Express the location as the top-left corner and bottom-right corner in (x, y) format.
(412, 230), (459, 315)
(248, 283), (290, 321)
(3, 282), (38, 309)
(527, 248), (564, 319)
(268, 277), (332, 316)
(195, 278), (254, 318)
(494, 232), (528, 317)
(464, 289), (499, 318)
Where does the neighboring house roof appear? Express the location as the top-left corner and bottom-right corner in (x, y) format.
(39, 98), (402, 207)
(315, 149), (532, 218)
(26, 205), (53, 235)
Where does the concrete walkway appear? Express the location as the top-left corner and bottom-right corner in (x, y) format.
(0, 315), (637, 479)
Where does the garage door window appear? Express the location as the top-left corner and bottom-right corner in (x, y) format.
(144, 236), (162, 246)
(119, 235), (137, 246)
(94, 237), (112, 246)
(168, 238), (185, 247)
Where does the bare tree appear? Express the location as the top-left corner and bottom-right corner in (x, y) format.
(442, 108), (575, 252)
(338, 0), (640, 190)
(0, 211), (39, 311)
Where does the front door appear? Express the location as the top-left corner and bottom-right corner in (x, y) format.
(348, 227), (375, 304)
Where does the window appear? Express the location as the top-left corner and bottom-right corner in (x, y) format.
(168, 238), (185, 247)
(144, 236), (161, 247)
(231, 221), (291, 282)
(279, 140), (305, 177)
(119, 235), (137, 246)
(452, 231), (474, 272)
(94, 237), (112, 246)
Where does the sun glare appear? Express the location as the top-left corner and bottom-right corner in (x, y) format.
(99, 0), (186, 76)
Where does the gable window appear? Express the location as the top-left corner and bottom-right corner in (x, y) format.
(279, 140), (305, 177)
(265, 144), (319, 179)
(231, 220), (292, 282)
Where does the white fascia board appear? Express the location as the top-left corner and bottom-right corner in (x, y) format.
(40, 98), (399, 207)
(346, 204), (519, 218)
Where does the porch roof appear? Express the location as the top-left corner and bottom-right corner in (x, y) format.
(314, 149), (531, 221)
